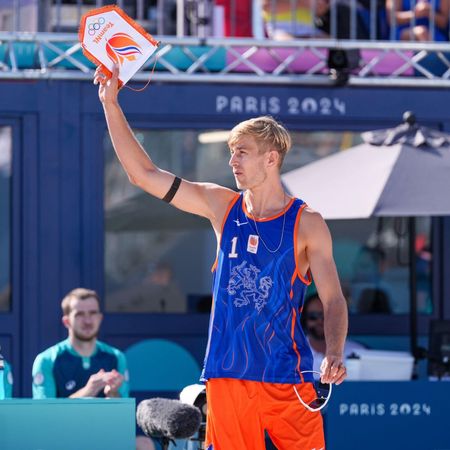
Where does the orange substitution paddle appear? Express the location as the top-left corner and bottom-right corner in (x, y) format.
(79, 5), (160, 88)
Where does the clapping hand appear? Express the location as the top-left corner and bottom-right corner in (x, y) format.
(103, 369), (124, 397)
(82, 368), (124, 397)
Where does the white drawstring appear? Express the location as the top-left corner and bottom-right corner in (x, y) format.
(293, 370), (333, 413)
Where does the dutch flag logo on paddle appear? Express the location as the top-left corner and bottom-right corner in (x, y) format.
(105, 32), (142, 66)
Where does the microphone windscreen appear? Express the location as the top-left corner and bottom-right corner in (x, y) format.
(137, 397), (202, 440)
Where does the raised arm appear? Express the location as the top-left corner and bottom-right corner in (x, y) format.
(94, 66), (236, 229)
(301, 209), (348, 385)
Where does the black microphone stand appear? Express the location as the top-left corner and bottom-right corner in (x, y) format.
(157, 437), (174, 450)
(187, 422), (206, 450)
(157, 434), (204, 450)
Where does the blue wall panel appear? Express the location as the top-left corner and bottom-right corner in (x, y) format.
(0, 79), (449, 397)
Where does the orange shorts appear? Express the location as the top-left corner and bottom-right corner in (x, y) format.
(205, 378), (325, 450)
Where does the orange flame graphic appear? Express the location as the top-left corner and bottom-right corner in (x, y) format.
(105, 33), (142, 66)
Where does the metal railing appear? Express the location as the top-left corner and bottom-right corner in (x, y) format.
(1, 1), (450, 85)
(2, 32), (450, 86)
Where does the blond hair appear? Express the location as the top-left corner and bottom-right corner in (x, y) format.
(228, 116), (292, 167)
(61, 288), (100, 315)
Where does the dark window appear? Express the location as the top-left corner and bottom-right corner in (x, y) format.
(103, 128), (432, 316)
(0, 126), (12, 312)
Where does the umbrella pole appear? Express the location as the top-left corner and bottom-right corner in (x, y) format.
(409, 217), (419, 372)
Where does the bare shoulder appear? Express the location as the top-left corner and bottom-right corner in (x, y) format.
(196, 182), (239, 226)
(200, 182), (238, 207)
(301, 206), (327, 229)
(299, 206), (331, 242)
(201, 182), (237, 199)
(171, 179), (237, 223)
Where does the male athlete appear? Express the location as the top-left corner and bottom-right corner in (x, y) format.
(94, 66), (348, 450)
(32, 288), (129, 398)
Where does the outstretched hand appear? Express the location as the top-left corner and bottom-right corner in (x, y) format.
(94, 64), (120, 105)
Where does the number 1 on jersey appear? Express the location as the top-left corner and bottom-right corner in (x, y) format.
(228, 236), (238, 258)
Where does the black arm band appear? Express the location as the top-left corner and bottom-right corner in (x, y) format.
(162, 176), (182, 203)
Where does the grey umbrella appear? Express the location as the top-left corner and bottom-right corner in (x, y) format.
(282, 112), (450, 219)
(282, 112), (450, 362)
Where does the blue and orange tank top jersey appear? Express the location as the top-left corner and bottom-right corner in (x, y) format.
(201, 193), (314, 384)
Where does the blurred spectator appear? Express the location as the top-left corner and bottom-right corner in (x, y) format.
(261, 0), (368, 83)
(359, 0), (390, 39)
(32, 288), (129, 398)
(416, 233), (433, 313)
(215, 0), (253, 36)
(357, 287), (392, 313)
(386, 0), (450, 41)
(263, 0), (325, 38)
(108, 261), (186, 313)
(3, 360), (13, 398)
(262, 0), (370, 39)
(301, 294), (366, 375)
(195, 294), (213, 313)
(315, 0), (370, 39)
(0, 359), (13, 398)
(350, 245), (393, 313)
(352, 245), (387, 281)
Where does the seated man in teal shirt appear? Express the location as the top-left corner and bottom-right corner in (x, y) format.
(32, 288), (129, 398)
(1, 359), (14, 398)
(4, 360), (13, 397)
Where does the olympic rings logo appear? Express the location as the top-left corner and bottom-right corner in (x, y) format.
(88, 17), (106, 36)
